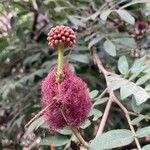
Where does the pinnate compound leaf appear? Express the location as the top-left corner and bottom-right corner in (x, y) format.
(104, 40), (116, 56)
(40, 134), (69, 146)
(136, 126), (150, 138)
(107, 75), (150, 105)
(89, 129), (134, 150)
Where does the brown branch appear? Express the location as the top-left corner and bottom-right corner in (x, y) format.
(96, 92), (113, 136)
(92, 47), (113, 136)
(113, 96), (142, 150)
(95, 88), (107, 100)
(92, 47), (110, 77)
(91, 47), (142, 149)
(50, 144), (55, 150)
(25, 100), (55, 128)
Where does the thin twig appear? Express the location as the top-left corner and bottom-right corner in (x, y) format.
(96, 92), (113, 136)
(92, 47), (113, 136)
(25, 101), (54, 128)
(113, 96), (142, 150)
(95, 88), (108, 100)
(50, 144), (55, 150)
(92, 47), (110, 77)
(59, 105), (89, 148)
(128, 111), (139, 117)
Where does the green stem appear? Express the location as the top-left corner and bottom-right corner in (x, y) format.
(57, 45), (64, 83)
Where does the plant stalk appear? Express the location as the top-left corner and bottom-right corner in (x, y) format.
(57, 45), (64, 83)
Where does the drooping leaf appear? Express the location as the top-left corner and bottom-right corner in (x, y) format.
(104, 40), (116, 56)
(129, 66), (148, 81)
(131, 96), (144, 113)
(25, 116), (45, 134)
(142, 144), (150, 150)
(70, 54), (89, 64)
(40, 134), (69, 146)
(88, 36), (103, 49)
(67, 15), (85, 28)
(81, 119), (91, 129)
(89, 129), (134, 150)
(120, 84), (133, 100)
(130, 57), (147, 73)
(58, 128), (72, 135)
(117, 9), (135, 25)
(145, 85), (150, 92)
(114, 38), (136, 48)
(136, 74), (150, 85)
(131, 115), (149, 125)
(87, 11), (101, 20)
(136, 126), (150, 138)
(90, 90), (99, 99)
(93, 97), (108, 106)
(90, 109), (102, 121)
(118, 56), (129, 75)
(100, 10), (112, 21)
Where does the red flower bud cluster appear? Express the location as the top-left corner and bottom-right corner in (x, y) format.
(41, 63), (91, 132)
(135, 21), (149, 33)
(47, 25), (76, 48)
(132, 21), (149, 40)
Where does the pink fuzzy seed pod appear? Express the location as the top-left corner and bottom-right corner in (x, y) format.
(41, 63), (92, 131)
(47, 25), (76, 49)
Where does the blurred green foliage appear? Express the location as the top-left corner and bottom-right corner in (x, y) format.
(0, 0), (150, 150)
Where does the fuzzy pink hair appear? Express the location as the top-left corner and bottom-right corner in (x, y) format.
(41, 63), (91, 131)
